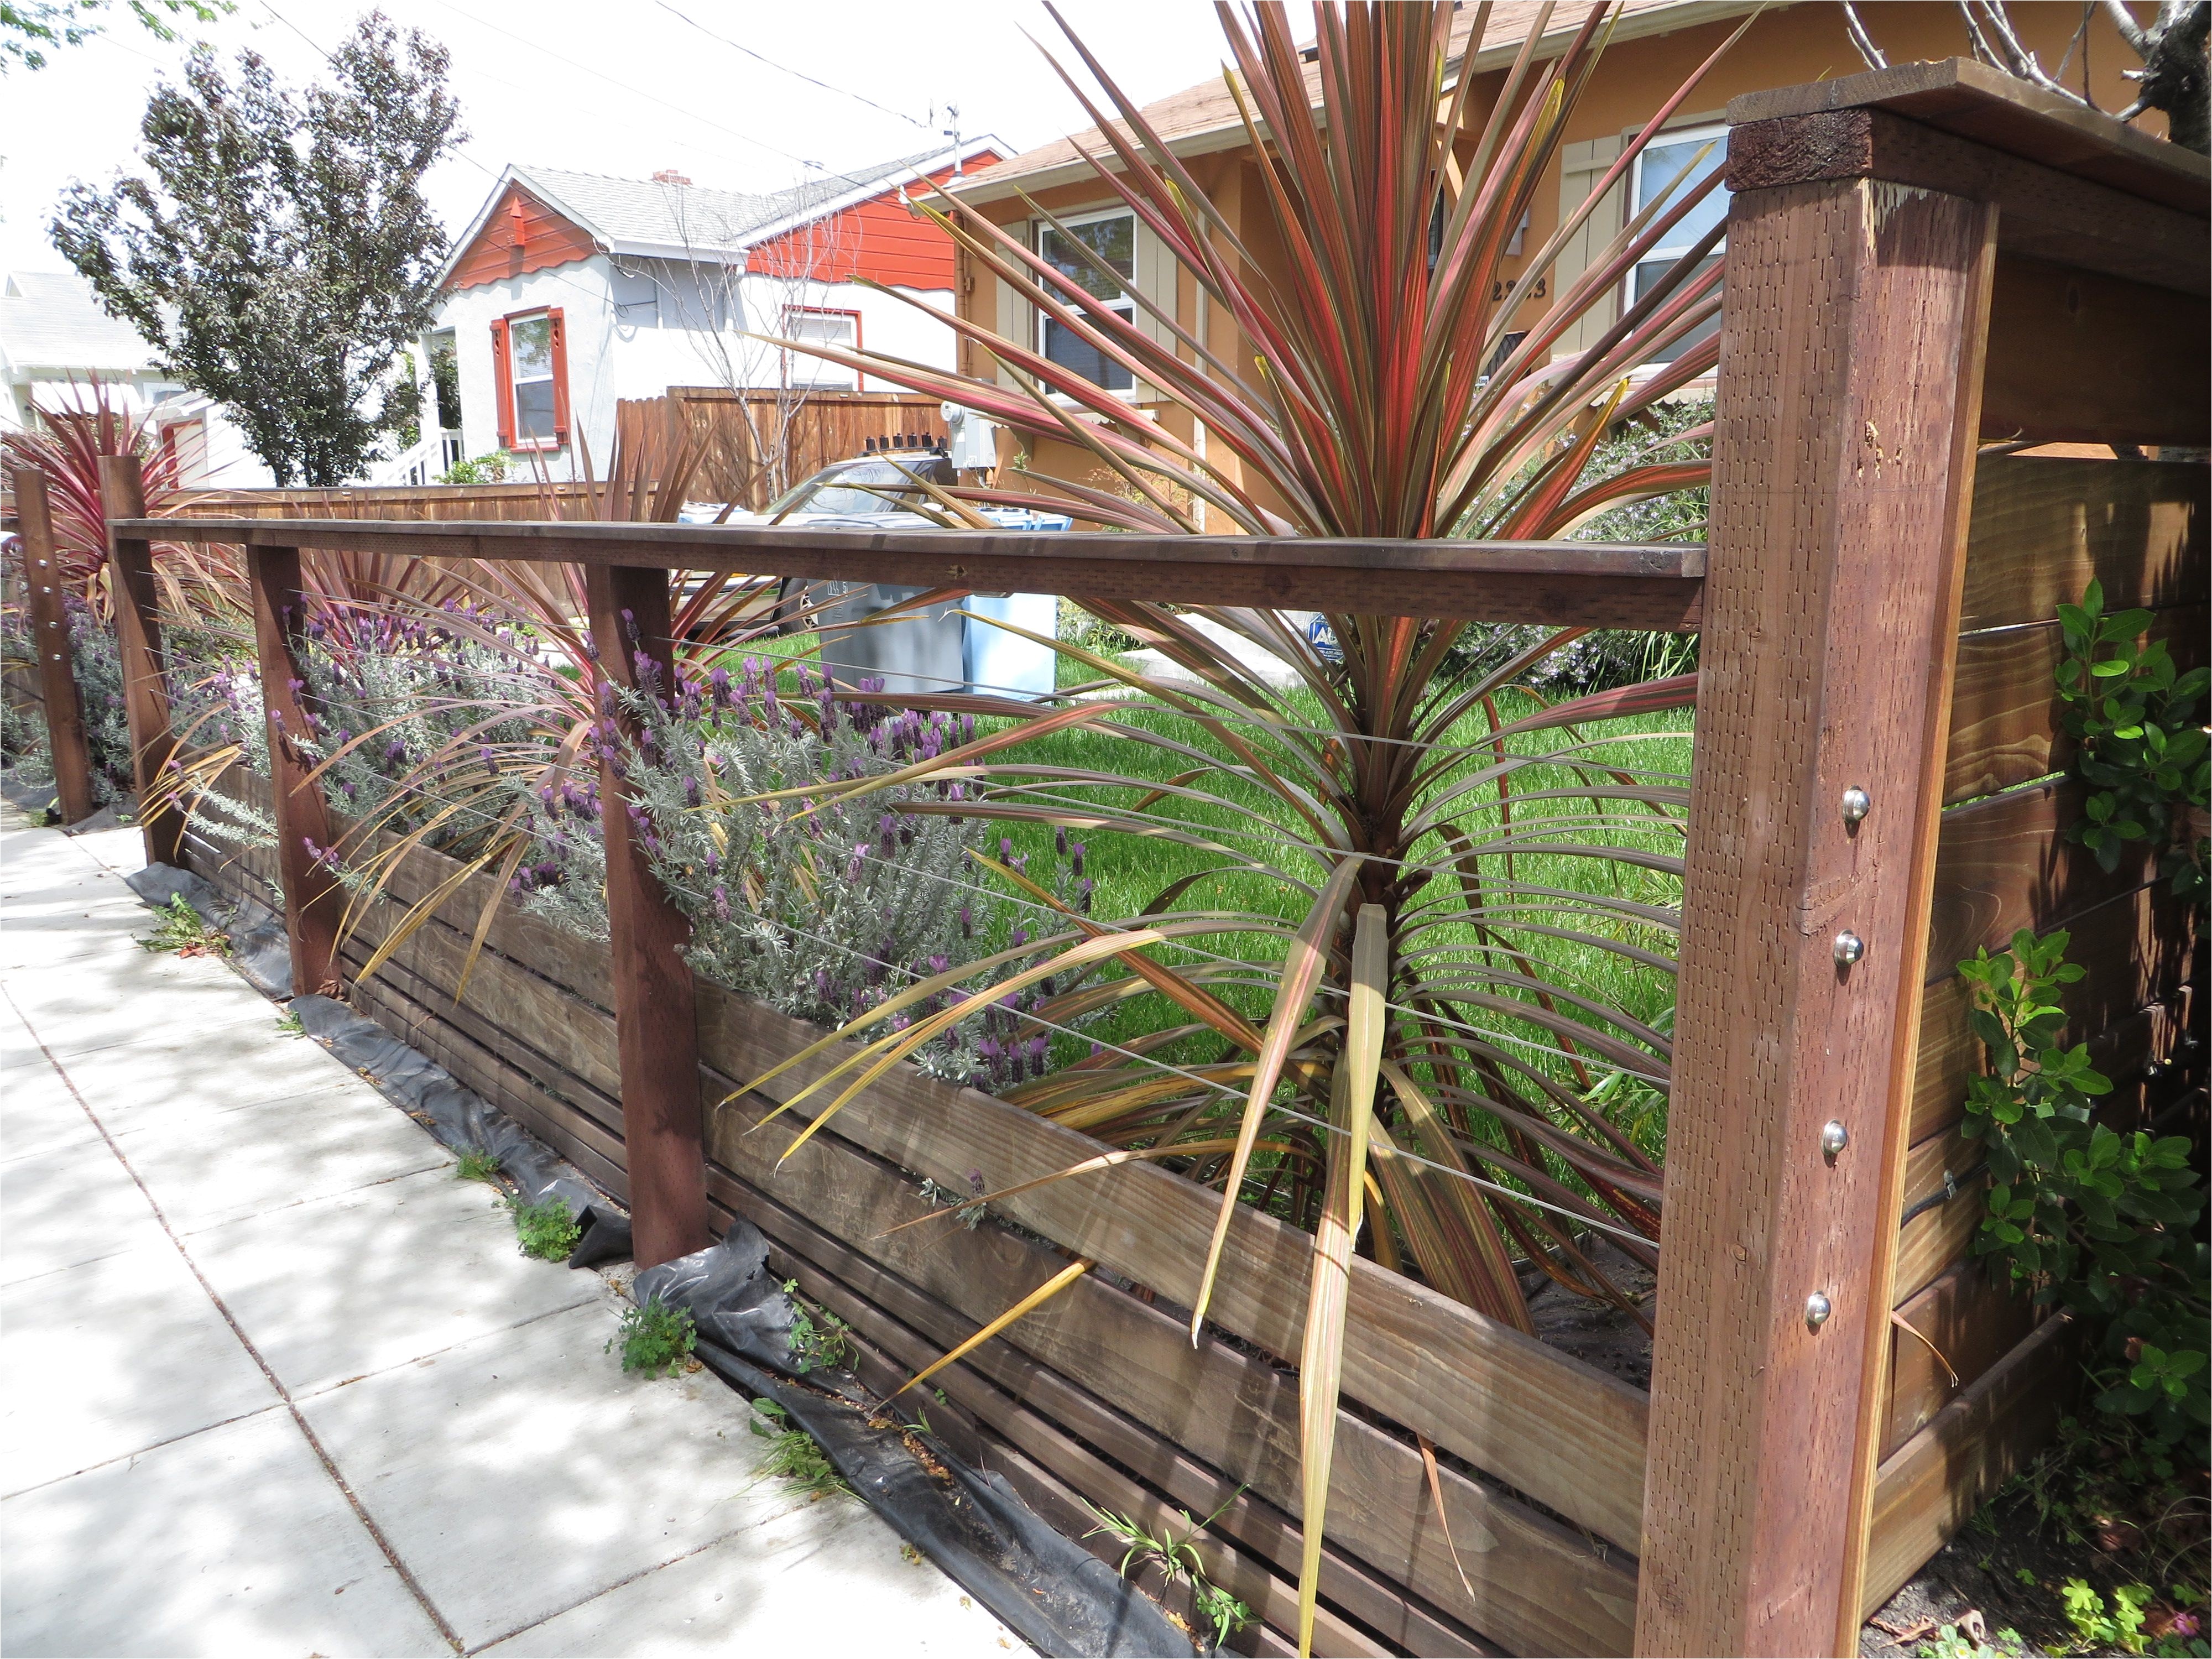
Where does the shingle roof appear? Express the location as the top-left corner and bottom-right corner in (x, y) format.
(511, 147), (970, 258)
(953, 0), (1754, 202)
(0, 272), (160, 378)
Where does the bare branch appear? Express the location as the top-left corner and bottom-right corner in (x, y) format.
(2102, 0), (2153, 54)
(1840, 2), (1889, 69)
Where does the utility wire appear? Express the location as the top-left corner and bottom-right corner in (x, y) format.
(650, 0), (936, 132)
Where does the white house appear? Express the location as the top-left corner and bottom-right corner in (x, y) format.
(429, 140), (1003, 480)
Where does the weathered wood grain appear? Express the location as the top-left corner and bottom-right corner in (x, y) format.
(1891, 1124), (1981, 1307)
(97, 457), (185, 867)
(1884, 1259), (2040, 1458)
(1863, 1315), (2081, 1616)
(1982, 255), (2210, 446)
(703, 1084), (1632, 1656)
(1725, 106), (2205, 296)
(705, 1164), (1499, 1657)
(1910, 881), (2198, 1144)
(1926, 780), (2157, 975)
(129, 514), (1708, 633)
(1959, 455), (2206, 633)
(1642, 175), (1995, 1657)
(10, 468), (95, 823)
(1725, 58), (2209, 215)
(694, 984), (1651, 1555)
(1943, 605), (2204, 805)
(585, 565), (706, 1268)
(247, 545), (345, 995)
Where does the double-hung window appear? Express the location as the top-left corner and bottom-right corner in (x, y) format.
(783, 305), (860, 389)
(492, 308), (569, 449)
(1627, 123), (1728, 364)
(1036, 209), (1135, 392)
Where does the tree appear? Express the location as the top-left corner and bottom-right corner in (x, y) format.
(2, 0), (222, 73)
(50, 12), (465, 484)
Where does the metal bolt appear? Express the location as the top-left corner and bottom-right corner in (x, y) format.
(1840, 786), (1871, 825)
(1820, 1120), (1849, 1161)
(1805, 1292), (1833, 1331)
(1833, 930), (1865, 967)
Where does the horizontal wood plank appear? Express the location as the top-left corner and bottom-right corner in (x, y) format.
(126, 515), (1707, 632)
(1925, 780), (2155, 975)
(1943, 604), (2204, 805)
(1910, 881), (2198, 1142)
(705, 1162), (1511, 1657)
(1959, 455), (2207, 632)
(1982, 256), (2210, 445)
(704, 1087), (1632, 1655)
(1884, 1259), (2041, 1458)
(1892, 1125), (1983, 1307)
(1726, 109), (2205, 296)
(1863, 1314), (2081, 1616)
(695, 984), (1652, 1553)
(1725, 58), (2210, 215)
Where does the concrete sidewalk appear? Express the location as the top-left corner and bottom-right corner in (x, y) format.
(0, 809), (1018, 1657)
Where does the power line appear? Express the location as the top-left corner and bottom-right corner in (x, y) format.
(649, 0), (934, 132)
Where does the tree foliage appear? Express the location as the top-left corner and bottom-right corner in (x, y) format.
(1, 0), (220, 72)
(50, 11), (463, 485)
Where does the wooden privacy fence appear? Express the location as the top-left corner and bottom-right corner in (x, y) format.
(664, 387), (948, 510)
(9, 64), (2195, 1658)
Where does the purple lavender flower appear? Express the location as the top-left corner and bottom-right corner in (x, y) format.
(712, 885), (731, 922)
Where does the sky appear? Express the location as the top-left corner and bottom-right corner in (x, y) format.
(0, 0), (1239, 278)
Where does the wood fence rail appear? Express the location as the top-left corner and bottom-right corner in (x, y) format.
(12, 59), (2195, 1659)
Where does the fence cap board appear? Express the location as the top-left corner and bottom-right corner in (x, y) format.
(1726, 58), (2210, 212)
(119, 514), (1708, 630)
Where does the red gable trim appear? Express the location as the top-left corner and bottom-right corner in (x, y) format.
(748, 153), (1003, 290)
(448, 184), (601, 291)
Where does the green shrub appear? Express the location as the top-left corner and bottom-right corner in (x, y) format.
(507, 1194), (581, 1261)
(607, 1295), (696, 1378)
(138, 894), (231, 956)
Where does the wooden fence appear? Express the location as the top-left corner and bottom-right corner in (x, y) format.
(665, 387), (948, 510)
(8, 62), (2204, 1658)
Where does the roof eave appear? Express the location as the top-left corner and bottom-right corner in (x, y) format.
(951, 0), (1767, 207)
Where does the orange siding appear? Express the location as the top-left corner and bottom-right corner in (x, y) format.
(751, 154), (1001, 289)
(448, 185), (601, 291)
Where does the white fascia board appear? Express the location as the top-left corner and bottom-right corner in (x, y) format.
(735, 136), (1009, 248)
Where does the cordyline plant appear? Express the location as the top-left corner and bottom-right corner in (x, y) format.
(739, 1), (1737, 1645)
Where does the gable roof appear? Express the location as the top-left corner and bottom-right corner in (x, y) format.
(0, 271), (161, 379)
(439, 138), (1007, 285)
(952, 0), (1759, 204)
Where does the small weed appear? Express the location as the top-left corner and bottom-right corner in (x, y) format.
(274, 1008), (305, 1037)
(747, 1400), (851, 1500)
(900, 1541), (924, 1565)
(138, 895), (229, 957)
(1083, 1494), (1254, 1650)
(455, 1148), (501, 1183)
(607, 1295), (696, 1378)
(507, 1194), (581, 1261)
(781, 1280), (855, 1374)
(2063, 1578), (2154, 1654)
(1915, 1619), (2022, 1659)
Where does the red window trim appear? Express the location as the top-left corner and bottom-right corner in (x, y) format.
(492, 306), (570, 450)
(782, 304), (863, 393)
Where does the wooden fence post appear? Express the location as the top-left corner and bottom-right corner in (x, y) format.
(10, 467), (96, 824)
(585, 562), (709, 1269)
(1636, 178), (1996, 1655)
(97, 455), (185, 868)
(245, 546), (344, 995)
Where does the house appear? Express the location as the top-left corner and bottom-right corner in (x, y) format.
(946, 0), (2154, 502)
(1, 272), (281, 488)
(430, 140), (1004, 480)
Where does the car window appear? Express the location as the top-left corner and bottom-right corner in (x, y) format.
(774, 456), (952, 517)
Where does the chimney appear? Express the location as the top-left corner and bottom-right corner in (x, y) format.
(651, 169), (692, 185)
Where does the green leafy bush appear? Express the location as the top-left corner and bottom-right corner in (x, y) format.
(2062, 1578), (2154, 1654)
(1958, 929), (2207, 1455)
(781, 1279), (855, 1374)
(436, 452), (509, 484)
(137, 894), (231, 956)
(2056, 579), (2209, 900)
(507, 1194), (581, 1261)
(607, 1295), (696, 1378)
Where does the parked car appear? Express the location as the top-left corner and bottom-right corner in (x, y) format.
(683, 443), (1070, 701)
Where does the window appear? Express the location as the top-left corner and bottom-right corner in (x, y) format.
(492, 308), (568, 448)
(1627, 123), (1728, 364)
(1036, 210), (1135, 392)
(783, 306), (860, 389)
